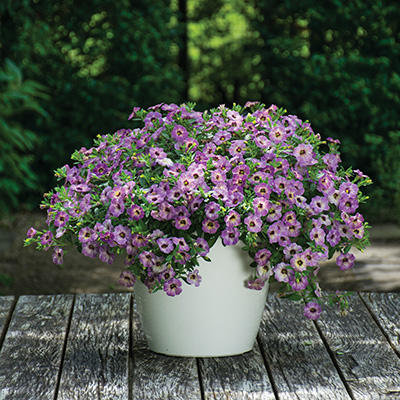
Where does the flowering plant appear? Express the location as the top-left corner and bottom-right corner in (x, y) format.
(25, 102), (371, 319)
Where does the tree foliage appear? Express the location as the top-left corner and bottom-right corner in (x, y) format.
(0, 0), (185, 210)
(0, 59), (49, 213)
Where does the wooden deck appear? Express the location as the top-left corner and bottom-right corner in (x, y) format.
(1, 292), (400, 399)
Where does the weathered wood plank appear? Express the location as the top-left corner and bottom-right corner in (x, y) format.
(0, 296), (14, 346)
(198, 342), (276, 400)
(0, 295), (73, 400)
(359, 292), (400, 356)
(131, 300), (202, 400)
(58, 293), (131, 400)
(259, 294), (351, 400)
(316, 293), (400, 399)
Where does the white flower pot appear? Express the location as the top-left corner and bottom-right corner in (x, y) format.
(134, 240), (268, 357)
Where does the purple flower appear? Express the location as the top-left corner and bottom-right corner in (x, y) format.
(326, 228), (341, 247)
(54, 211), (69, 228)
(187, 269), (202, 287)
(273, 263), (291, 283)
(171, 124), (188, 141)
(254, 135), (271, 148)
(289, 274), (308, 291)
(244, 214), (262, 233)
(195, 238), (209, 256)
(253, 197), (269, 216)
(82, 242), (99, 258)
(119, 270), (136, 287)
(254, 183), (271, 198)
(177, 173), (197, 192)
(339, 195), (359, 214)
(266, 203), (282, 222)
(174, 250), (191, 265)
(267, 222), (281, 243)
(310, 196), (330, 215)
(175, 215), (192, 230)
(232, 164), (250, 178)
(290, 252), (308, 272)
(109, 200), (125, 218)
(202, 218), (220, 234)
(132, 234), (148, 247)
(310, 227), (326, 246)
(163, 278), (182, 296)
(93, 162), (109, 176)
(144, 111), (162, 127)
(303, 302), (322, 320)
(257, 263), (273, 280)
(40, 231), (53, 246)
(247, 278), (265, 290)
(229, 140), (246, 157)
(214, 130), (231, 145)
(139, 251), (155, 268)
(79, 226), (95, 243)
(221, 227), (240, 245)
(99, 245), (115, 265)
(157, 238), (174, 254)
(224, 210), (241, 227)
(323, 153), (340, 172)
(151, 256), (167, 274)
(283, 243), (303, 260)
(293, 143), (317, 167)
(159, 202), (175, 220)
(336, 253), (355, 271)
(173, 237), (190, 252)
(128, 204), (144, 221)
(339, 182), (359, 198)
(225, 191), (244, 208)
(27, 227), (37, 238)
(211, 169), (226, 185)
(113, 225), (132, 246)
(52, 247), (64, 265)
(149, 146), (167, 160)
(255, 249), (272, 266)
(269, 125), (287, 144)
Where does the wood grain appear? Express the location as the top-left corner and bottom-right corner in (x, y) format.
(316, 293), (400, 399)
(58, 293), (131, 400)
(0, 296), (14, 345)
(359, 292), (400, 356)
(259, 294), (351, 400)
(0, 295), (73, 400)
(131, 300), (202, 400)
(198, 342), (275, 400)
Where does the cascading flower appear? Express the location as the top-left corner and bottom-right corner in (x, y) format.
(24, 102), (372, 319)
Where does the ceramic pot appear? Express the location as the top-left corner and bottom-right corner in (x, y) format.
(134, 240), (268, 357)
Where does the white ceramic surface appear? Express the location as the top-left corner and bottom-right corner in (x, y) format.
(134, 240), (269, 357)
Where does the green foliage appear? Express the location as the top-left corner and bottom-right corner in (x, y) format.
(0, 59), (49, 214)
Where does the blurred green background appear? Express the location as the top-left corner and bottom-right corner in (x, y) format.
(1, 0), (399, 223)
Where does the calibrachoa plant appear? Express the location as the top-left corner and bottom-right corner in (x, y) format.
(25, 102), (372, 319)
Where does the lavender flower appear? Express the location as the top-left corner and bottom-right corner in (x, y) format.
(52, 247), (64, 265)
(119, 270), (136, 287)
(163, 278), (182, 296)
(336, 253), (355, 271)
(244, 214), (262, 233)
(157, 238), (174, 254)
(187, 269), (202, 287)
(303, 302), (322, 320)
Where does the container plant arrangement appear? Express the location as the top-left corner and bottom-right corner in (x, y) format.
(25, 101), (371, 356)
